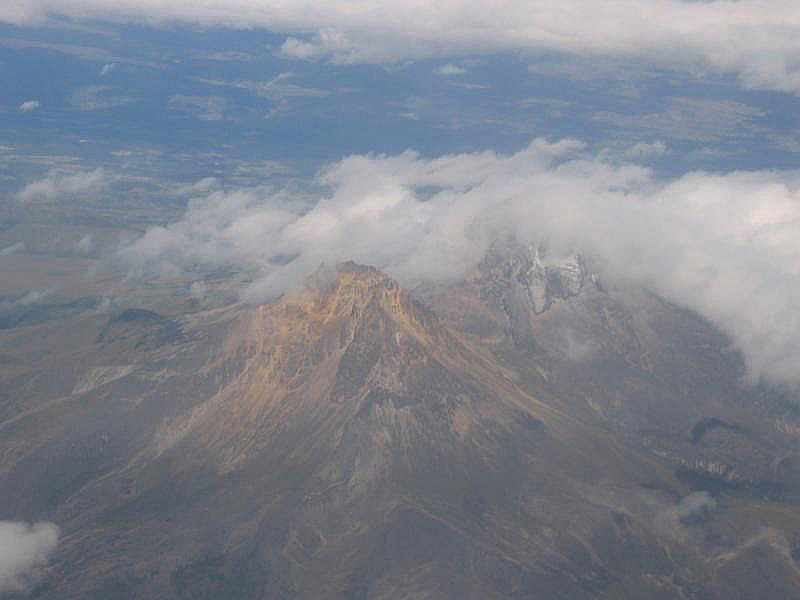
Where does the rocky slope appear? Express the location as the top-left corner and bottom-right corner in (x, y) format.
(3, 260), (800, 599)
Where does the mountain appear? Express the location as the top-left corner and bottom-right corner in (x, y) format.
(3, 259), (800, 598)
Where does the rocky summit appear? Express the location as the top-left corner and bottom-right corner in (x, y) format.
(3, 260), (800, 599)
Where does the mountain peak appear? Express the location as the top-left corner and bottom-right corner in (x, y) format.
(302, 261), (404, 314)
(153, 263), (463, 465)
(273, 261), (439, 347)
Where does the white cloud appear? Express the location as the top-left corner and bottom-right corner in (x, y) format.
(234, 160), (288, 178)
(70, 85), (134, 110)
(279, 35), (329, 61)
(3, 1), (800, 93)
(119, 138), (800, 383)
(0, 242), (25, 256)
(436, 64), (466, 76)
(624, 140), (668, 159)
(168, 95), (229, 121)
(16, 168), (110, 202)
(194, 73), (327, 117)
(76, 234), (95, 255)
(18, 99), (40, 112)
(0, 521), (59, 593)
(171, 176), (220, 196)
(0, 289), (51, 310)
(197, 73), (328, 99)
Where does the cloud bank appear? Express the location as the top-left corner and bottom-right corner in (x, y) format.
(120, 138), (800, 383)
(3, 1), (800, 93)
(0, 521), (59, 593)
(16, 168), (110, 202)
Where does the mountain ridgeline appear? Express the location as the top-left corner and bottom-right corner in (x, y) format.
(3, 255), (800, 599)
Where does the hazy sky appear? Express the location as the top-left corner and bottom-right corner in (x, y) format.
(3, 1), (800, 383)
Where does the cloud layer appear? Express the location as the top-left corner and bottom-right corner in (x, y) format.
(0, 521), (59, 593)
(16, 168), (110, 202)
(120, 138), (800, 383)
(3, 1), (800, 93)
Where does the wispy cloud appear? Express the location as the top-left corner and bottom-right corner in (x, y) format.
(0, 289), (51, 310)
(197, 73), (328, 100)
(16, 168), (110, 202)
(234, 160), (289, 178)
(0, 36), (163, 69)
(594, 98), (766, 142)
(70, 85), (134, 111)
(0, 242), (25, 256)
(436, 64), (466, 76)
(390, 94), (537, 133)
(193, 73), (328, 118)
(624, 140), (668, 158)
(168, 95), (230, 121)
(190, 49), (257, 62)
(18, 100), (40, 112)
